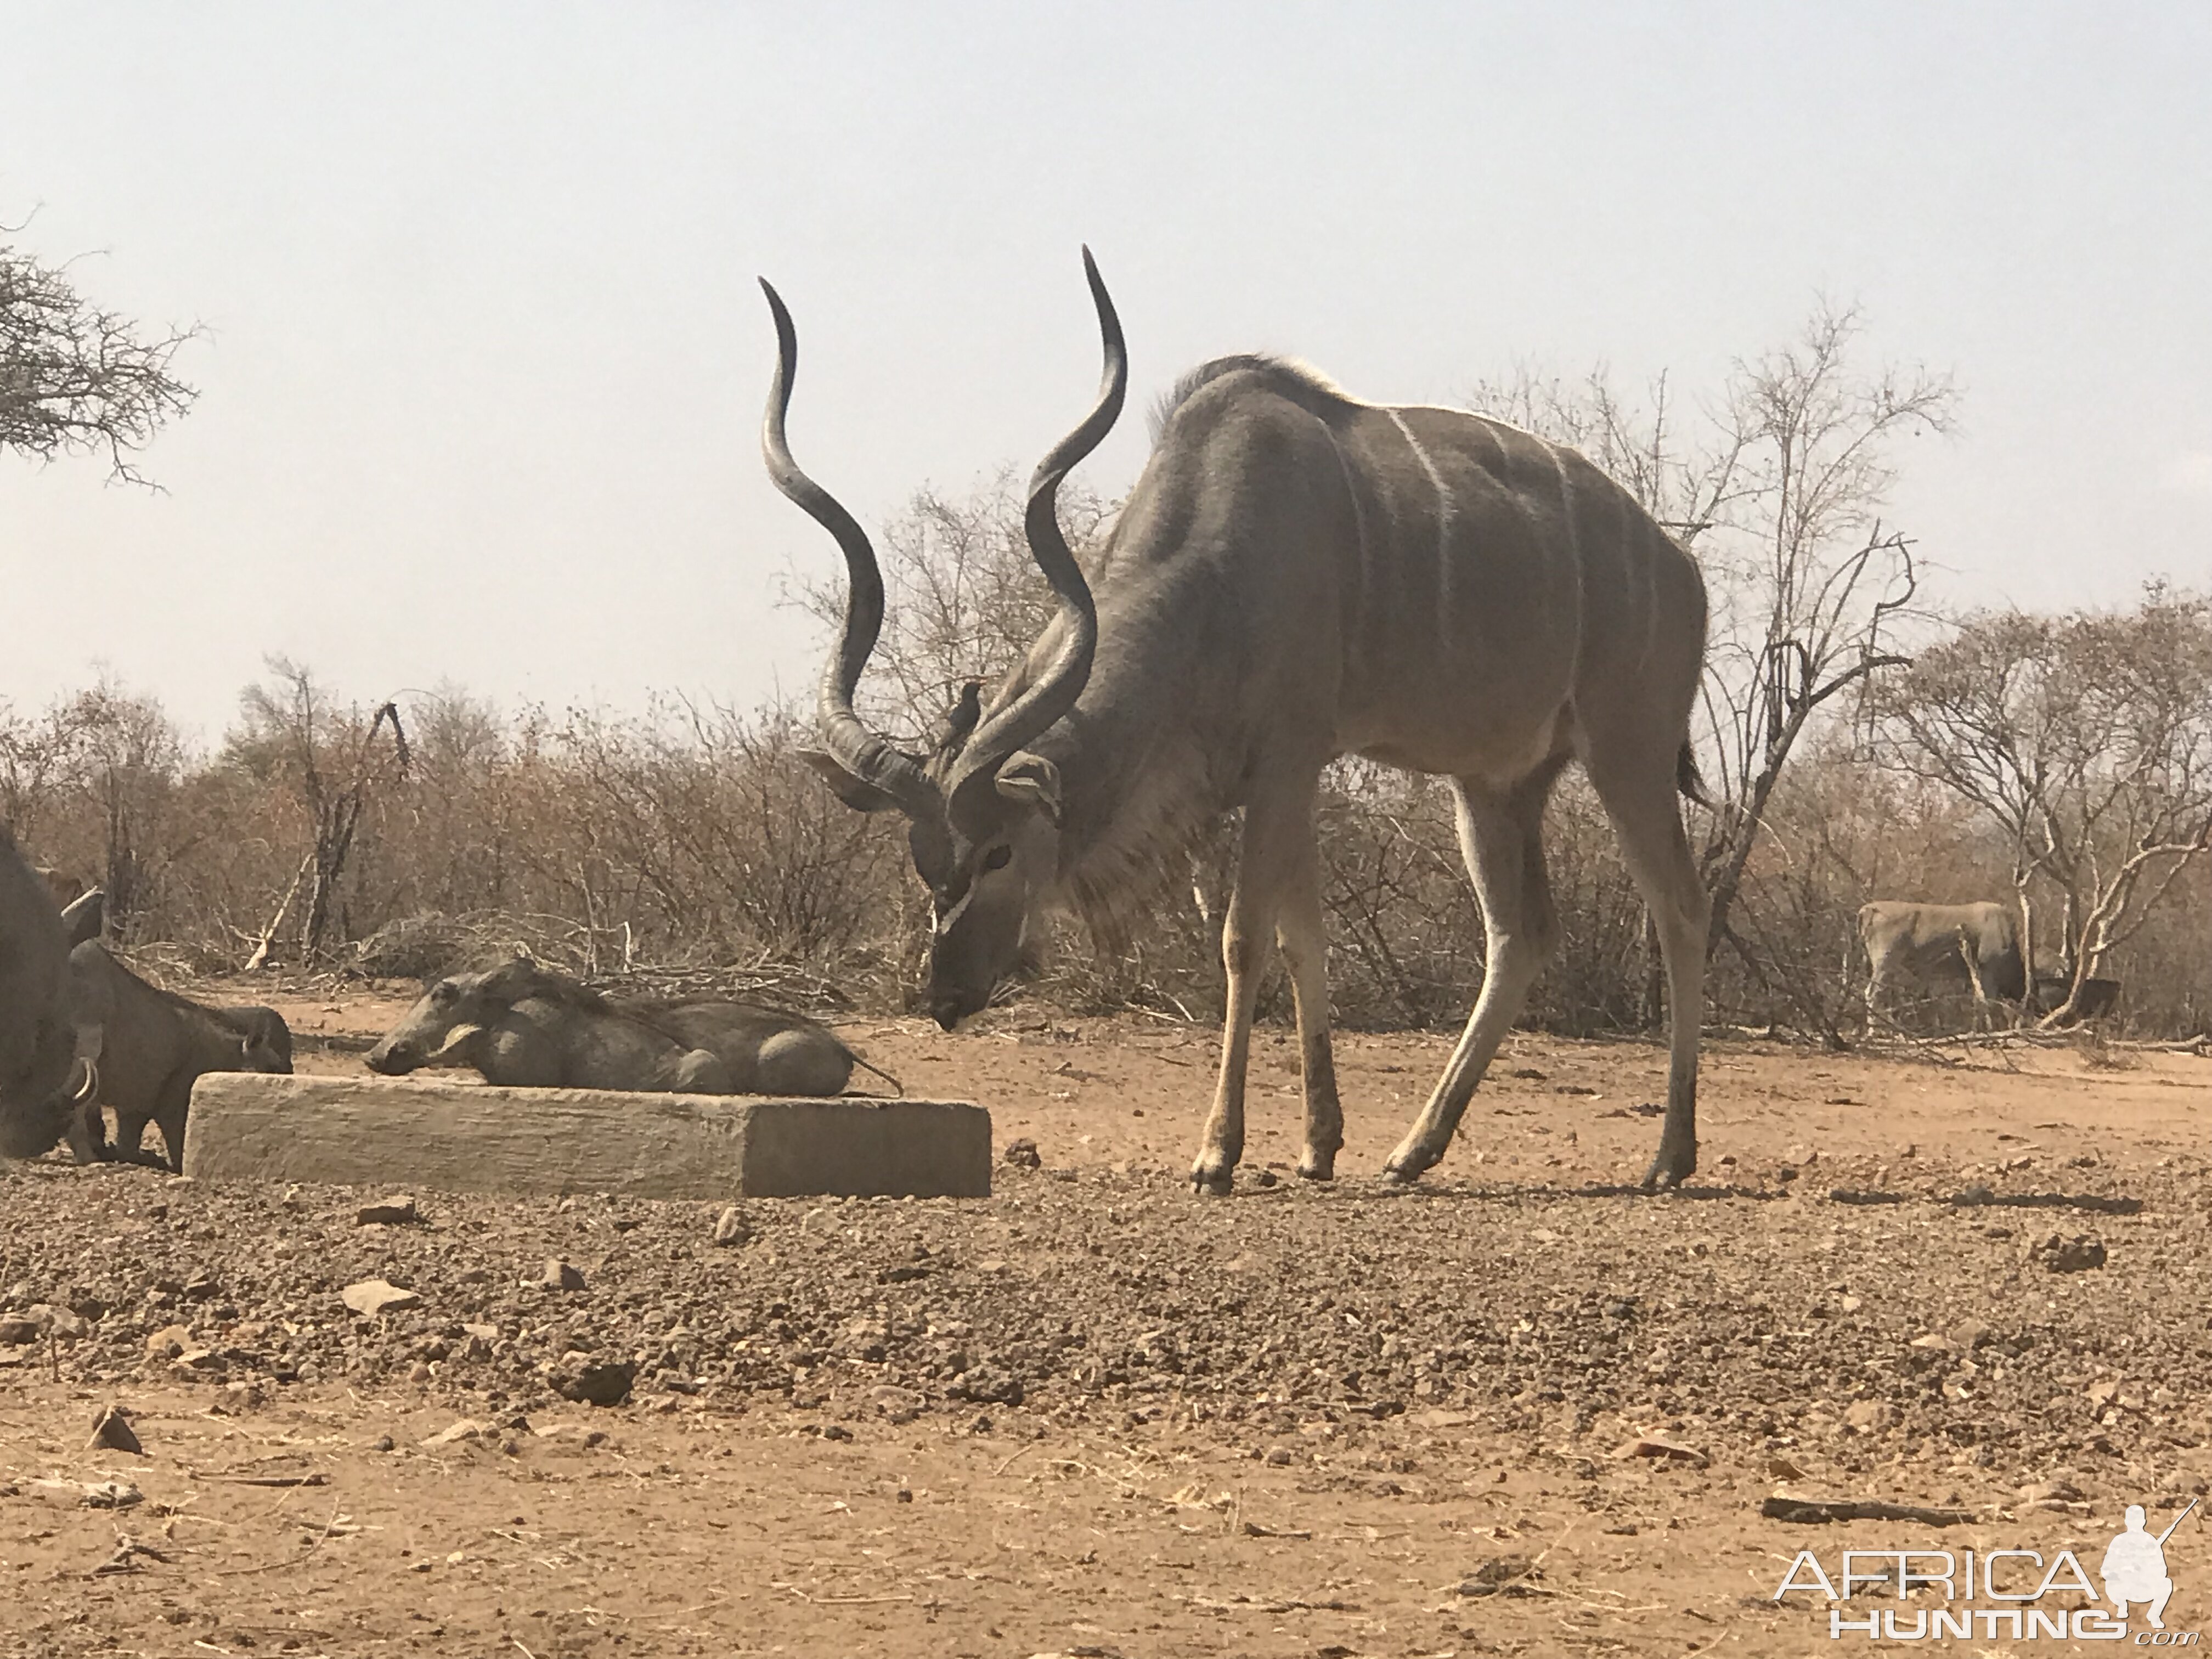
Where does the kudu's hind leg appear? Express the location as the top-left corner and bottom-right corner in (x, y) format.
(1383, 765), (1564, 1186)
(1589, 753), (1709, 1189)
(1190, 782), (1317, 1195)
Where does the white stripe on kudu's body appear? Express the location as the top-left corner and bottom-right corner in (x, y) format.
(765, 253), (1713, 1192)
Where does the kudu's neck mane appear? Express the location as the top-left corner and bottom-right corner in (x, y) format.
(994, 553), (1223, 944)
(972, 352), (1362, 938)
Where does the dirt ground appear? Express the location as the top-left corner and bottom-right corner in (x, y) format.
(5, 988), (2211, 1657)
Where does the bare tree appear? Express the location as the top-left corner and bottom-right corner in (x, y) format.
(1, 233), (198, 483)
(1472, 302), (1957, 1032)
(228, 658), (409, 964)
(1874, 586), (2212, 1023)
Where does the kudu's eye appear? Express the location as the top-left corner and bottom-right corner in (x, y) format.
(981, 844), (1014, 872)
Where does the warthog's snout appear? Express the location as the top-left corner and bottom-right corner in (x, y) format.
(930, 998), (964, 1034)
(363, 1040), (415, 1075)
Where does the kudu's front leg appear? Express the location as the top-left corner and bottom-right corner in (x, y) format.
(1190, 786), (1316, 1195)
(1274, 831), (1342, 1181)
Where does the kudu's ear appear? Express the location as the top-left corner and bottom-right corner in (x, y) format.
(797, 747), (908, 814)
(994, 751), (1063, 826)
(927, 681), (985, 757)
(476, 956), (543, 1005)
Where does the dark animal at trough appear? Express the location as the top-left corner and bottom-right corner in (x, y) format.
(363, 957), (891, 1097)
(0, 836), (106, 1158)
(1, 828), (72, 1099)
(49, 943), (295, 1170)
(2034, 973), (2123, 1024)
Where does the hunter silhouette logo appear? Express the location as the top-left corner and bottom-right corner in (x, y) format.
(1774, 1496), (2204, 1641)
(2105, 1499), (2196, 1630)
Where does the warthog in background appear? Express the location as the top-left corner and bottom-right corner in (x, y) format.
(49, 942), (296, 1170)
(364, 957), (890, 1096)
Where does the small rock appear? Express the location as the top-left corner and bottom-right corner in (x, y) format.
(2033, 1234), (2107, 1274)
(947, 1363), (1024, 1406)
(462, 1322), (499, 1342)
(1614, 1435), (1707, 1467)
(81, 1480), (143, 1510)
(144, 1324), (190, 1360)
(1909, 1333), (1950, 1351)
(542, 1259), (586, 1293)
(420, 1419), (485, 1448)
(369, 1434), (395, 1452)
(1844, 1401), (1893, 1432)
(549, 1357), (636, 1407)
(1457, 1555), (1539, 1597)
(868, 1385), (927, 1425)
(356, 1194), (419, 1226)
(0, 1312), (42, 1345)
(1001, 1138), (1041, 1169)
(173, 1348), (225, 1373)
(1263, 1446), (1295, 1468)
(341, 1279), (421, 1318)
(712, 1205), (751, 1247)
(33, 1304), (88, 1340)
(87, 1405), (142, 1455)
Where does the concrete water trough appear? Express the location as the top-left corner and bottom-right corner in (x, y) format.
(180, 1073), (992, 1200)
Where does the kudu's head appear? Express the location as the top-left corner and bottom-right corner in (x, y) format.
(761, 251), (1127, 1030)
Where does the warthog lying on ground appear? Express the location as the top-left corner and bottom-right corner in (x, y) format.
(364, 957), (892, 1096)
(47, 943), (295, 1170)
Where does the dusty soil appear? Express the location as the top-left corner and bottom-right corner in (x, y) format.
(4, 990), (2211, 1657)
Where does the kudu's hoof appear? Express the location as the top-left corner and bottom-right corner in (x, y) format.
(1296, 1155), (1337, 1183)
(1640, 1146), (1697, 1192)
(1189, 1167), (1235, 1197)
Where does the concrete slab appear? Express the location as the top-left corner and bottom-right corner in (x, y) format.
(181, 1073), (991, 1200)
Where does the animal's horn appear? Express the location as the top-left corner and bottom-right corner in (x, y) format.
(948, 247), (1124, 824)
(759, 278), (941, 820)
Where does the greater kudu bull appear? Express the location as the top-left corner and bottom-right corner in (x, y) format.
(762, 253), (1712, 1190)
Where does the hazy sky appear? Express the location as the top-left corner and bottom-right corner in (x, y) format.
(3, 3), (2207, 744)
